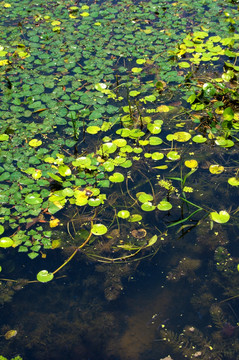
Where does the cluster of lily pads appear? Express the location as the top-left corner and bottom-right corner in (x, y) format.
(0, 0), (239, 283)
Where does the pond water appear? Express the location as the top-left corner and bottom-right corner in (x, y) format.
(0, 0), (239, 359)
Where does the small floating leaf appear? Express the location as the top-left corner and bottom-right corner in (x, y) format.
(157, 200), (172, 211)
(118, 210), (130, 219)
(141, 202), (156, 211)
(109, 172), (124, 183)
(184, 159), (198, 169)
(88, 198), (102, 207)
(91, 224), (107, 236)
(0, 134), (9, 141)
(192, 135), (207, 143)
(149, 137), (163, 145)
(167, 151), (180, 161)
(210, 210), (230, 224)
(131, 67), (142, 73)
(137, 193), (154, 203)
(209, 165), (224, 174)
(228, 177), (239, 186)
(37, 270), (54, 283)
(4, 330), (17, 340)
(129, 90), (140, 97)
(58, 165), (72, 177)
(29, 139), (42, 147)
(86, 126), (101, 134)
(0, 237), (13, 248)
(128, 214), (142, 222)
(173, 131), (191, 142)
(49, 218), (60, 228)
(25, 193), (43, 205)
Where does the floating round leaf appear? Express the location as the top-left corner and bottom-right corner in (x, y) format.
(228, 177), (239, 186)
(157, 200), (172, 211)
(25, 193), (43, 205)
(173, 132), (191, 142)
(58, 165), (72, 177)
(184, 159), (198, 169)
(192, 135), (207, 143)
(128, 214), (142, 222)
(113, 138), (127, 147)
(37, 270), (54, 283)
(88, 198), (101, 207)
(103, 160), (114, 172)
(0, 237), (13, 248)
(152, 152), (164, 160)
(29, 139), (42, 147)
(149, 137), (163, 145)
(87, 126), (101, 134)
(147, 123), (162, 134)
(118, 210), (130, 219)
(210, 210), (230, 224)
(91, 224), (107, 236)
(109, 172), (124, 183)
(137, 193), (154, 203)
(131, 67), (142, 73)
(101, 142), (117, 154)
(209, 165), (224, 174)
(136, 58), (146, 64)
(141, 202), (156, 212)
(72, 156), (91, 168)
(129, 90), (140, 97)
(167, 151), (180, 161)
(62, 188), (74, 197)
(215, 137), (234, 148)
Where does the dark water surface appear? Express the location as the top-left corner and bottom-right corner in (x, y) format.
(1, 0), (239, 359)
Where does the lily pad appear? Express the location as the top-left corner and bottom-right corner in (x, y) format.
(228, 177), (239, 186)
(25, 193), (43, 205)
(192, 135), (207, 143)
(91, 224), (108, 236)
(167, 151), (180, 161)
(118, 210), (130, 219)
(0, 237), (13, 248)
(137, 193), (154, 203)
(157, 201), (172, 211)
(37, 270), (54, 283)
(210, 210), (230, 224)
(184, 159), (198, 169)
(29, 139), (42, 147)
(209, 165), (224, 174)
(109, 172), (124, 183)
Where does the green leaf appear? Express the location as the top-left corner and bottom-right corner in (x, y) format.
(25, 193), (43, 205)
(223, 107), (234, 121)
(228, 177), (239, 186)
(58, 165), (72, 177)
(37, 270), (54, 283)
(91, 223), (107, 235)
(109, 172), (124, 183)
(210, 210), (230, 224)
(0, 237), (13, 248)
(157, 200), (172, 211)
(118, 210), (130, 219)
(0, 134), (9, 141)
(0, 225), (4, 235)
